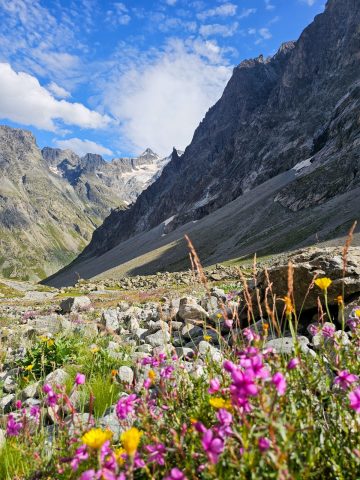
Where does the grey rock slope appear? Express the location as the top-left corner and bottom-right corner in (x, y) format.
(46, 0), (360, 286)
(0, 127), (171, 280)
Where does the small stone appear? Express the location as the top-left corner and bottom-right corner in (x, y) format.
(177, 297), (209, 323)
(145, 330), (171, 347)
(117, 366), (134, 384)
(136, 344), (153, 354)
(170, 321), (183, 331)
(3, 376), (16, 393)
(0, 393), (15, 413)
(20, 381), (40, 400)
(265, 336), (310, 355)
(181, 324), (203, 340)
(175, 347), (195, 359)
(44, 368), (69, 388)
(101, 309), (120, 332)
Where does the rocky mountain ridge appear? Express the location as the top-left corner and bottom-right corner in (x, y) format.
(46, 0), (360, 287)
(0, 125), (174, 281)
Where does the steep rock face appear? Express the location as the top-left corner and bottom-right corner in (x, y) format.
(79, 0), (360, 262)
(0, 128), (172, 280)
(0, 126), (97, 280)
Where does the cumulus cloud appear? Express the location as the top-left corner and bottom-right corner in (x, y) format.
(199, 22), (238, 38)
(54, 138), (113, 157)
(106, 2), (131, 26)
(0, 63), (110, 131)
(103, 39), (232, 154)
(301, 0), (316, 5)
(47, 81), (71, 99)
(197, 2), (237, 21)
(259, 27), (272, 39)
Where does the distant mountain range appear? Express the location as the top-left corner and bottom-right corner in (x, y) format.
(45, 0), (360, 287)
(0, 124), (176, 280)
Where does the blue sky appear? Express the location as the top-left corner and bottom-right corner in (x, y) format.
(0, 0), (325, 158)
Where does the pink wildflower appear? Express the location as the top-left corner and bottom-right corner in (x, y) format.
(334, 371), (358, 390)
(287, 358), (300, 370)
(116, 394), (139, 420)
(15, 400), (22, 410)
(71, 445), (88, 471)
(160, 366), (174, 379)
(322, 324), (335, 338)
(145, 443), (166, 465)
(349, 387), (360, 413)
(231, 369), (258, 397)
(6, 414), (23, 437)
(201, 428), (224, 464)
(272, 372), (287, 396)
(30, 405), (41, 422)
(164, 468), (187, 480)
(258, 437), (271, 452)
(208, 378), (221, 394)
(216, 408), (232, 426)
(75, 373), (86, 385)
(243, 328), (255, 343)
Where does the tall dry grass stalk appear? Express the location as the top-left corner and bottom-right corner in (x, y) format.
(342, 220), (357, 277)
(185, 235), (209, 294)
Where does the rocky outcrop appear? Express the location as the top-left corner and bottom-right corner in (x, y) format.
(71, 0), (359, 267)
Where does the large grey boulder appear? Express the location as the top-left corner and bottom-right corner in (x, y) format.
(256, 247), (360, 313)
(60, 296), (91, 313)
(177, 297), (209, 323)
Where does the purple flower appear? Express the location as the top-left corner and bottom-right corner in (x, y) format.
(43, 383), (53, 394)
(75, 373), (86, 385)
(30, 405), (41, 422)
(334, 371), (358, 390)
(71, 445), (89, 471)
(308, 324), (319, 336)
(201, 428), (224, 464)
(15, 400), (22, 410)
(322, 324), (335, 338)
(160, 366), (174, 380)
(134, 452), (146, 469)
(216, 408), (232, 426)
(6, 414), (23, 437)
(349, 387), (360, 413)
(287, 358), (300, 370)
(164, 467), (187, 480)
(243, 328), (255, 343)
(231, 369), (258, 397)
(146, 443), (166, 465)
(208, 378), (221, 394)
(116, 394), (139, 420)
(46, 390), (59, 408)
(223, 360), (236, 373)
(247, 355), (270, 380)
(258, 437), (271, 452)
(272, 372), (286, 396)
(80, 470), (96, 480)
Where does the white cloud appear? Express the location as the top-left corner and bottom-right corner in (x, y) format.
(239, 8), (257, 18)
(54, 138), (113, 157)
(300, 0), (316, 5)
(47, 81), (71, 99)
(106, 2), (131, 26)
(197, 2), (237, 21)
(0, 63), (110, 131)
(259, 28), (272, 40)
(199, 22), (238, 38)
(265, 0), (275, 10)
(102, 39), (232, 155)
(166, 0), (177, 5)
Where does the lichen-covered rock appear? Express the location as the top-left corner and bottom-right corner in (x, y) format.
(60, 296), (91, 314)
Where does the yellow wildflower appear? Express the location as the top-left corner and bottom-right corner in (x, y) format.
(337, 295), (344, 306)
(46, 339), (54, 347)
(282, 296), (293, 315)
(90, 345), (100, 354)
(203, 335), (212, 342)
(216, 313), (222, 318)
(24, 364), (34, 371)
(209, 397), (232, 410)
(115, 447), (127, 465)
(148, 369), (156, 381)
(120, 427), (142, 456)
(111, 369), (118, 377)
(314, 277), (332, 291)
(82, 428), (113, 449)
